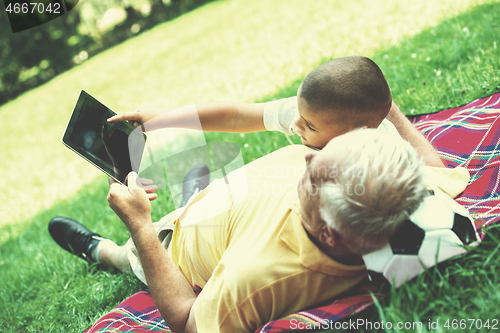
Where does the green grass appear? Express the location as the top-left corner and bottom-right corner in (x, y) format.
(1, 0), (500, 331)
(373, 4), (500, 115)
(353, 225), (500, 333)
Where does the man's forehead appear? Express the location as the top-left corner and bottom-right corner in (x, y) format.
(310, 154), (332, 180)
(323, 135), (342, 151)
(310, 140), (342, 178)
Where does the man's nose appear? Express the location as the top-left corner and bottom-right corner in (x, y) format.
(305, 151), (316, 165)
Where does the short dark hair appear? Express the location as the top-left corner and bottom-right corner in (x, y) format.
(300, 56), (392, 127)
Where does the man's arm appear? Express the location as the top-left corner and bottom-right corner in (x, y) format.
(386, 102), (445, 167)
(108, 101), (266, 133)
(107, 172), (197, 333)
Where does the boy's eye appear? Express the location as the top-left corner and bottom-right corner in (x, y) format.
(306, 123), (316, 131)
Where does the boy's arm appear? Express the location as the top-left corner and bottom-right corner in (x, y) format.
(386, 102), (445, 168)
(108, 102), (266, 133)
(107, 172), (198, 333)
(196, 102), (266, 133)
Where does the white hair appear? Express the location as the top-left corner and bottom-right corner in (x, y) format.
(318, 128), (427, 255)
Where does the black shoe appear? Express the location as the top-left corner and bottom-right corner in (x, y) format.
(48, 216), (107, 264)
(181, 164), (210, 207)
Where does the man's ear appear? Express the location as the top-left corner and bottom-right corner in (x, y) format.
(318, 226), (338, 248)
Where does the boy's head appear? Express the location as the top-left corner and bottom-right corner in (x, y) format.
(294, 56), (392, 149)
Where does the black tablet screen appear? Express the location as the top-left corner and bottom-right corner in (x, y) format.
(63, 91), (146, 184)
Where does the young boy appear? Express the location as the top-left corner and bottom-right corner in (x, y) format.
(108, 55), (444, 167)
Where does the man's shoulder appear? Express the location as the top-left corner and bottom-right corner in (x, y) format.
(250, 144), (312, 164)
(243, 145), (311, 181)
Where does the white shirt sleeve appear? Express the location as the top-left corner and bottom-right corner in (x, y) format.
(263, 97), (300, 135)
(264, 96), (400, 139)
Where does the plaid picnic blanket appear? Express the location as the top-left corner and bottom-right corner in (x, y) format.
(84, 91), (500, 333)
(83, 282), (381, 333)
(410, 91), (500, 233)
(84, 290), (170, 333)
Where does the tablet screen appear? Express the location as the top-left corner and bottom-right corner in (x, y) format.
(62, 91), (146, 184)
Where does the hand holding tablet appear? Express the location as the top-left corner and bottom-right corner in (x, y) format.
(62, 90), (147, 185)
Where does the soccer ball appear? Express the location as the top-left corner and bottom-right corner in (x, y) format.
(362, 189), (480, 289)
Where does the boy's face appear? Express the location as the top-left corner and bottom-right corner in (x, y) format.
(294, 88), (347, 149)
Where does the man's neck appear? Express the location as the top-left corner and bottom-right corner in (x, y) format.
(306, 231), (364, 266)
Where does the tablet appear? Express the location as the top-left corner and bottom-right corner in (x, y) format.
(62, 90), (147, 184)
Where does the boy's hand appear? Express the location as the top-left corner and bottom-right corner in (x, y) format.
(107, 172), (156, 234)
(107, 103), (167, 131)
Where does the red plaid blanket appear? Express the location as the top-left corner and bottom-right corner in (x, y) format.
(411, 91), (500, 233)
(84, 290), (170, 333)
(84, 282), (381, 333)
(84, 91), (500, 333)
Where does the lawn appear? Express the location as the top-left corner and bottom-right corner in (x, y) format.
(1, 0), (500, 331)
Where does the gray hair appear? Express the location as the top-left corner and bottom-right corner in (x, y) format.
(318, 128), (427, 255)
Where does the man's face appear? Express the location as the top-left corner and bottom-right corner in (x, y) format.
(297, 144), (336, 238)
(294, 86), (347, 150)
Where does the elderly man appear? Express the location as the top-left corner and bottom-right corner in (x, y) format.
(49, 128), (427, 332)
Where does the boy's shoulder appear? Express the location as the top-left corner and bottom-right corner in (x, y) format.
(263, 96), (299, 135)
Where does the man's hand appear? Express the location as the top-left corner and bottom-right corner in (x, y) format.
(108, 173), (198, 333)
(108, 175), (158, 196)
(107, 103), (168, 131)
(107, 172), (157, 233)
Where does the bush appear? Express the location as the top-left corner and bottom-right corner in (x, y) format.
(0, 0), (214, 106)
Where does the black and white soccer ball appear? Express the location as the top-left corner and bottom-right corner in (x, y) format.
(362, 189), (480, 289)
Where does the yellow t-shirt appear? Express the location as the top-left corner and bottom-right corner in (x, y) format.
(422, 165), (470, 198)
(170, 145), (367, 332)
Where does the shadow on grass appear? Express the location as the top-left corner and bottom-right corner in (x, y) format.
(1, 2), (500, 332)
